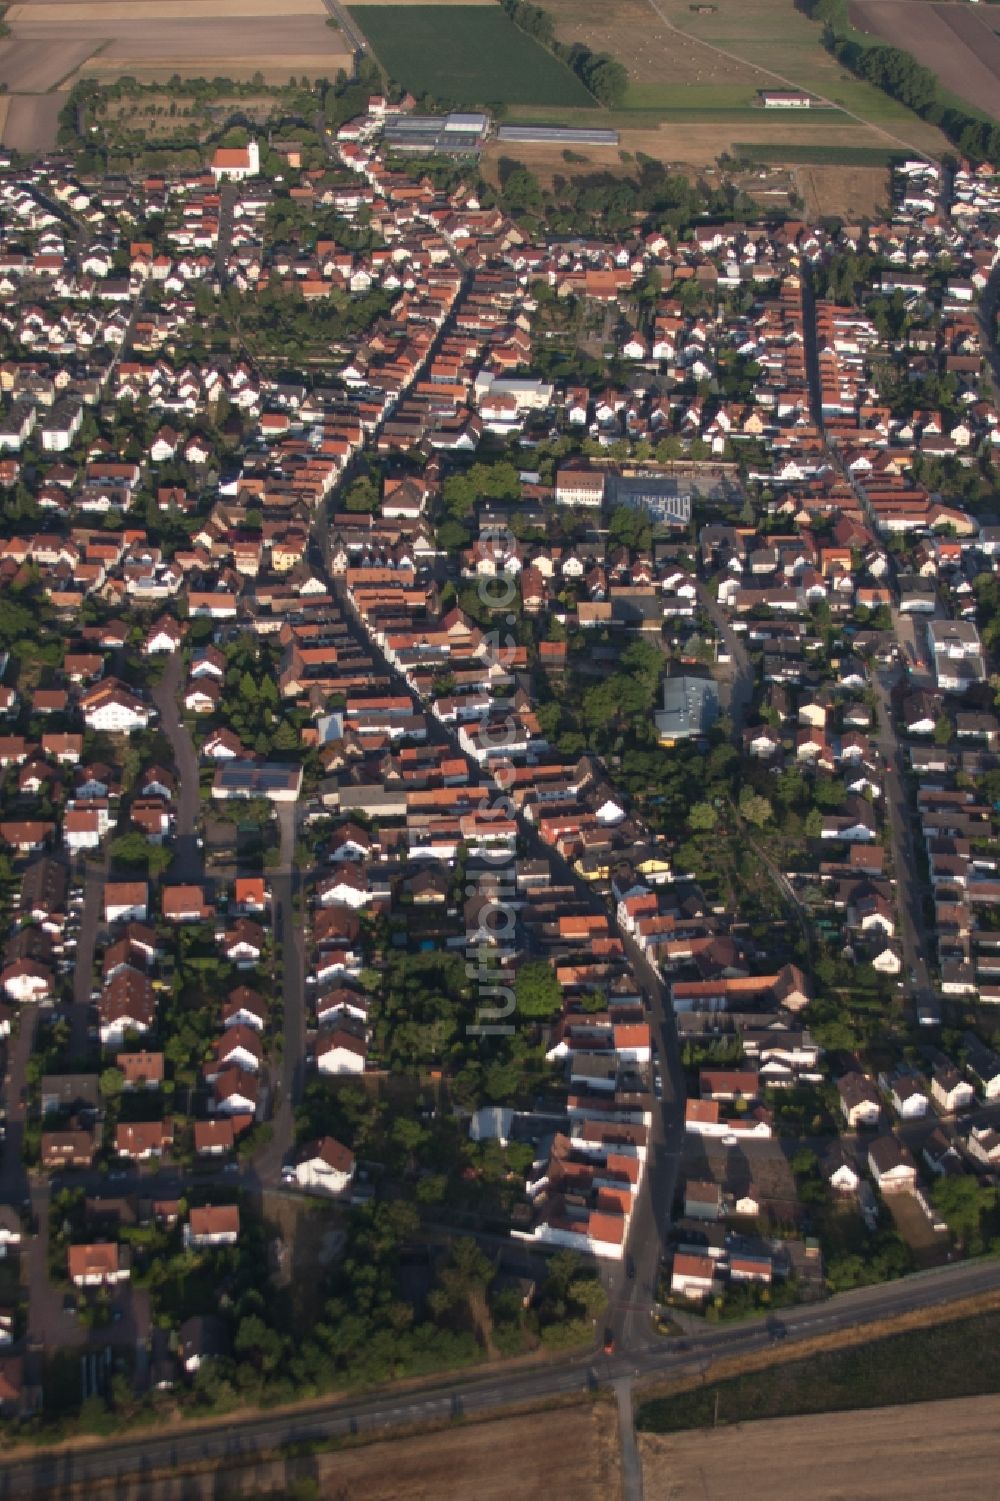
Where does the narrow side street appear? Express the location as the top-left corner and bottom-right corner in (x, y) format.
(254, 805), (304, 1184)
(151, 652), (203, 885)
(68, 859), (103, 1058)
(614, 1377), (643, 1501)
(872, 670), (934, 1008)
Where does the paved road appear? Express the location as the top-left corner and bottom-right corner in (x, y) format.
(5, 1253), (1000, 1497)
(254, 806), (305, 1183)
(615, 1377), (643, 1501)
(979, 257), (1000, 393)
(151, 652), (203, 886)
(319, 0), (369, 56)
(872, 670), (934, 1007)
(214, 182), (237, 285)
(0, 1005), (36, 1207)
(801, 268), (933, 1012)
(69, 858), (103, 1057)
(696, 581), (752, 734)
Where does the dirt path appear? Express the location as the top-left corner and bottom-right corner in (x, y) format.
(641, 1391), (1000, 1500)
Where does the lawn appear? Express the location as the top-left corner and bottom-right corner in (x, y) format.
(636, 1310), (1000, 1433)
(348, 5), (596, 107)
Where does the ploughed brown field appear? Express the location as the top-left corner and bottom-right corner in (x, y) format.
(642, 1391), (1000, 1501)
(849, 0), (1000, 121)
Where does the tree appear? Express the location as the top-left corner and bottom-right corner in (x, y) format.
(931, 1175), (997, 1253)
(99, 1067), (124, 1101)
(515, 959), (562, 1019)
(607, 504), (652, 554)
(738, 788), (773, 827)
(271, 718), (301, 754)
(688, 801), (718, 832)
(344, 476), (379, 514)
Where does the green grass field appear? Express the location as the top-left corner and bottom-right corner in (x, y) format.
(637, 1311), (1000, 1434)
(348, 5), (595, 108)
(732, 141), (904, 164)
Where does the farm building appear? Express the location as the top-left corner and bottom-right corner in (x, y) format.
(382, 113), (488, 156)
(497, 125), (620, 146)
(759, 90), (814, 108)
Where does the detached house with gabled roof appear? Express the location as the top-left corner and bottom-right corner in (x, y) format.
(186, 1204), (239, 1247)
(162, 885), (212, 924)
(144, 615), (184, 655)
(115, 1119), (174, 1161)
(316, 1026), (368, 1076)
(293, 1137), (356, 1197)
(68, 1242), (129, 1287)
(80, 679), (151, 734)
(868, 1133), (917, 1193)
(223, 985), (266, 1032)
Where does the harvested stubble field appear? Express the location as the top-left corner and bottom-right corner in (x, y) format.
(349, 4), (595, 105)
(849, 0), (1000, 121)
(543, 0), (768, 90)
(641, 1393), (1000, 1501)
(0, 0), (353, 150)
(482, 137), (627, 184)
(617, 116), (908, 167)
(794, 163), (889, 219)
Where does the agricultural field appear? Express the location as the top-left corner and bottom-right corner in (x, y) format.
(638, 1310), (1000, 1436)
(732, 159), (888, 219)
(347, 4), (596, 106)
(618, 116), (917, 166)
(538, 0), (950, 155)
(0, 0), (353, 151)
(641, 1394), (1000, 1501)
(849, 1), (1000, 121)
